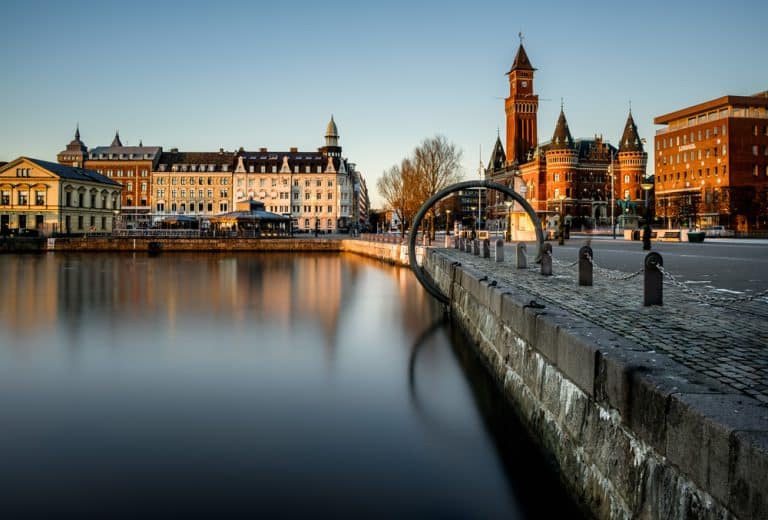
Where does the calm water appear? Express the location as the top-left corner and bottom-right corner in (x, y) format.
(0, 252), (581, 518)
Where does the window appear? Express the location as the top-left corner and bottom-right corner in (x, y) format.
(753, 145), (759, 156)
(260, 165), (266, 173)
(77, 216), (83, 230)
(271, 165), (277, 173)
(327, 205), (333, 213)
(141, 169), (148, 177)
(754, 165), (759, 177)
(2, 190), (12, 205)
(35, 191), (45, 205)
(624, 175), (630, 183)
(15, 167), (30, 177)
(305, 192), (310, 200)
(127, 182), (133, 191)
(17, 191), (28, 205)
(722, 145), (727, 156)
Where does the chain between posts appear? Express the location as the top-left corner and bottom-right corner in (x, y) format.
(583, 254), (644, 281)
(654, 264), (768, 304)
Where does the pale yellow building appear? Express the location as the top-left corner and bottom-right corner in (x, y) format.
(0, 157), (122, 235)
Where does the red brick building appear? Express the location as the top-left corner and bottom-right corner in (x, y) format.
(487, 43), (648, 233)
(654, 93), (768, 230)
(58, 129), (161, 227)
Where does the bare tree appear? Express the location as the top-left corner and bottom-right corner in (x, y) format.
(378, 136), (464, 238)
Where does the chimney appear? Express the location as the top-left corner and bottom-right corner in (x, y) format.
(290, 147), (298, 153)
(259, 147), (267, 152)
(170, 147), (179, 153)
(219, 148), (224, 154)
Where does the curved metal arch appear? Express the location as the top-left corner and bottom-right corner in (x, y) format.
(408, 180), (545, 305)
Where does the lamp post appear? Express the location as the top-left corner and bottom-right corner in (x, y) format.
(641, 181), (653, 250)
(445, 209), (451, 235)
(470, 205), (476, 239)
(609, 152), (616, 239)
(558, 194), (566, 246)
(504, 200), (512, 241)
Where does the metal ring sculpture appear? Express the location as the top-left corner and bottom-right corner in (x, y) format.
(408, 180), (545, 305)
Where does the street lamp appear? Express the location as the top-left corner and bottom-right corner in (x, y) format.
(609, 152), (616, 239)
(558, 194), (566, 246)
(445, 209), (451, 235)
(504, 200), (512, 241)
(641, 181), (654, 250)
(470, 206), (477, 239)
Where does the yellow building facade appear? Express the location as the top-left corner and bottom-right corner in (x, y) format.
(0, 157), (122, 235)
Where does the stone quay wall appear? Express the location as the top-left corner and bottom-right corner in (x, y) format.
(423, 249), (766, 520)
(42, 236), (421, 265)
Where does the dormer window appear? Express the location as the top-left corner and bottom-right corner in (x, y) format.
(222, 165), (228, 172)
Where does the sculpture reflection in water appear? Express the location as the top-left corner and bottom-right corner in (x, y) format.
(408, 318), (586, 519)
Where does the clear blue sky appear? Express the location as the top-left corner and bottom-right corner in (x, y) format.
(1, 0), (766, 207)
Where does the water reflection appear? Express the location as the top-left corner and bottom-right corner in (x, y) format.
(0, 253), (579, 517)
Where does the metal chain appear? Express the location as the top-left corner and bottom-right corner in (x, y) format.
(654, 264), (768, 304)
(584, 254), (644, 281)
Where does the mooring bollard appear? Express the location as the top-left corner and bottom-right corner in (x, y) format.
(454, 236), (460, 249)
(465, 238), (472, 253)
(482, 239), (490, 258)
(472, 239), (480, 256)
(541, 242), (552, 276)
(444, 234), (451, 248)
(516, 242), (527, 269)
(644, 252), (663, 306)
(578, 245), (593, 286)
(495, 239), (504, 262)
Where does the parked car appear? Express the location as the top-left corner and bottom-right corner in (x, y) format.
(703, 226), (734, 238)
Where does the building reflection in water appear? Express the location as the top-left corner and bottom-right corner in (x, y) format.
(0, 252), (435, 360)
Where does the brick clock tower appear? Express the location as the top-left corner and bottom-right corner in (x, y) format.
(505, 42), (538, 165)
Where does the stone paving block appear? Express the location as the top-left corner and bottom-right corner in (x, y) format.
(666, 393), (768, 514)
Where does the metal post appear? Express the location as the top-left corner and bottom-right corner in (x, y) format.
(610, 152), (616, 239)
(644, 252), (663, 306)
(516, 242), (527, 269)
(465, 237), (472, 253)
(558, 197), (565, 246)
(541, 242), (552, 276)
(578, 245), (593, 286)
(472, 239), (480, 256)
(482, 238), (490, 259)
(495, 239), (504, 262)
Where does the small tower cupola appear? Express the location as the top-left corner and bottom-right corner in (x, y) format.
(619, 111), (644, 153)
(111, 130), (123, 147)
(550, 107), (574, 150)
(325, 116), (339, 147)
(488, 134), (507, 173)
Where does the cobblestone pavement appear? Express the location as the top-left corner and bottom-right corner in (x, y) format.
(436, 245), (768, 405)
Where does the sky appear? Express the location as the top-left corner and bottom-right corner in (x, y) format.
(1, 0), (766, 207)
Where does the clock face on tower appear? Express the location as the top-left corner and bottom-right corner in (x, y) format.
(521, 80), (528, 88)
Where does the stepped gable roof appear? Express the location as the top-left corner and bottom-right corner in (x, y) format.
(507, 43), (535, 74)
(618, 111), (644, 153)
(24, 157), (121, 187)
(487, 135), (507, 172)
(550, 109), (574, 150)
